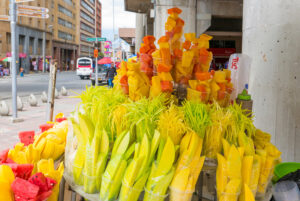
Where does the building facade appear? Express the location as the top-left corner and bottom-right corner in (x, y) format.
(0, 0), (102, 73)
(52, 0), (78, 71)
(0, 0), (52, 73)
(96, 1), (102, 38)
(76, 0), (96, 57)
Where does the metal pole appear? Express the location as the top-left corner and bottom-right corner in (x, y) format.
(10, 0), (17, 120)
(42, 30), (46, 72)
(95, 46), (98, 86)
(112, 0), (115, 66)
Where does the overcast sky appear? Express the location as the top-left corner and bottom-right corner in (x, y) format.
(100, 0), (136, 41)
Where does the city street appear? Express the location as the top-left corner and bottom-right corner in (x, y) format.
(0, 71), (91, 100)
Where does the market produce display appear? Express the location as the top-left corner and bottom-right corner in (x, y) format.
(65, 85), (281, 201)
(113, 7), (234, 108)
(0, 115), (68, 201)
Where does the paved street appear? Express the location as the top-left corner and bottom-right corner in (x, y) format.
(0, 91), (82, 150)
(0, 71), (91, 100)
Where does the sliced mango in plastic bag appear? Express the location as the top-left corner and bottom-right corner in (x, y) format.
(249, 154), (261, 196)
(182, 50), (194, 67)
(227, 145), (241, 180)
(187, 88), (201, 103)
(220, 179), (241, 201)
(241, 156), (253, 186)
(216, 154), (227, 199)
(239, 184), (255, 201)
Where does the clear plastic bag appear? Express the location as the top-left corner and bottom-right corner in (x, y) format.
(228, 54), (252, 99)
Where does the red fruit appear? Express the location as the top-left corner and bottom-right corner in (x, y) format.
(36, 191), (53, 201)
(18, 131), (35, 146)
(196, 85), (207, 93)
(39, 124), (54, 133)
(183, 41), (191, 50)
(55, 117), (67, 123)
(143, 35), (156, 45)
(161, 81), (173, 92)
(29, 173), (48, 193)
(140, 54), (152, 63)
(46, 177), (57, 191)
(0, 149), (9, 163)
(11, 178), (40, 200)
(16, 164), (34, 180)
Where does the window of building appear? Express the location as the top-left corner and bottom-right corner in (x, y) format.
(6, 33), (11, 44)
(80, 10), (95, 24)
(58, 5), (73, 18)
(88, 0), (94, 4)
(58, 18), (73, 29)
(81, 0), (94, 14)
(80, 45), (91, 53)
(80, 22), (94, 34)
(209, 40), (236, 48)
(63, 0), (73, 6)
(80, 33), (90, 41)
(58, 31), (73, 41)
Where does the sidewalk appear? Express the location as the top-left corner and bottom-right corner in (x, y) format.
(0, 91), (81, 150)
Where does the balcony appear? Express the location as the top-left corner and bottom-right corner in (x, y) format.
(124, 0), (151, 13)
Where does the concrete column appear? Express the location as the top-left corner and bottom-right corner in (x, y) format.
(196, 0), (212, 36)
(23, 35), (30, 73)
(135, 13), (144, 54)
(154, 0), (196, 40)
(33, 37), (38, 55)
(243, 0), (300, 162)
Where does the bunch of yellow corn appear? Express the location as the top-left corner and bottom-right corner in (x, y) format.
(8, 120), (68, 165)
(169, 131), (205, 201)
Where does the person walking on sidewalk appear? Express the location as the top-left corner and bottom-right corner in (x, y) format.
(106, 64), (117, 88)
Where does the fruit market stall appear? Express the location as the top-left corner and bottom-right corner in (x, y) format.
(0, 6), (290, 201)
(0, 114), (68, 201)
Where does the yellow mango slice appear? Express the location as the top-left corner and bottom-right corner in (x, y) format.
(227, 145), (241, 180)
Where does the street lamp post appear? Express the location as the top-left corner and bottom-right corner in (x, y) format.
(10, 0), (18, 120)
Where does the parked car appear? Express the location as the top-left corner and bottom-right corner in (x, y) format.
(91, 65), (108, 85)
(76, 57), (93, 79)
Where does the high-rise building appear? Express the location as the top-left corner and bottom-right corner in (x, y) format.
(96, 1), (102, 38)
(52, 0), (79, 71)
(0, 0), (102, 73)
(76, 0), (96, 57)
(0, 0), (52, 73)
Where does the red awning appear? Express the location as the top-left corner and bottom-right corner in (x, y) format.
(98, 57), (112, 64)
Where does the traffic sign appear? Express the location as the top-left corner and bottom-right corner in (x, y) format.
(17, 5), (49, 13)
(17, 12), (49, 19)
(86, 37), (107, 42)
(15, 0), (34, 3)
(0, 15), (10, 21)
(94, 49), (99, 58)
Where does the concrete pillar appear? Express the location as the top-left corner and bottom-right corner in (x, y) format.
(135, 13), (144, 54)
(243, 0), (300, 162)
(154, 0), (196, 40)
(33, 37), (38, 55)
(196, 0), (212, 36)
(23, 35), (30, 73)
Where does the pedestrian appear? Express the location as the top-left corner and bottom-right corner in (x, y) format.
(106, 64), (117, 88)
(33, 60), (37, 72)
